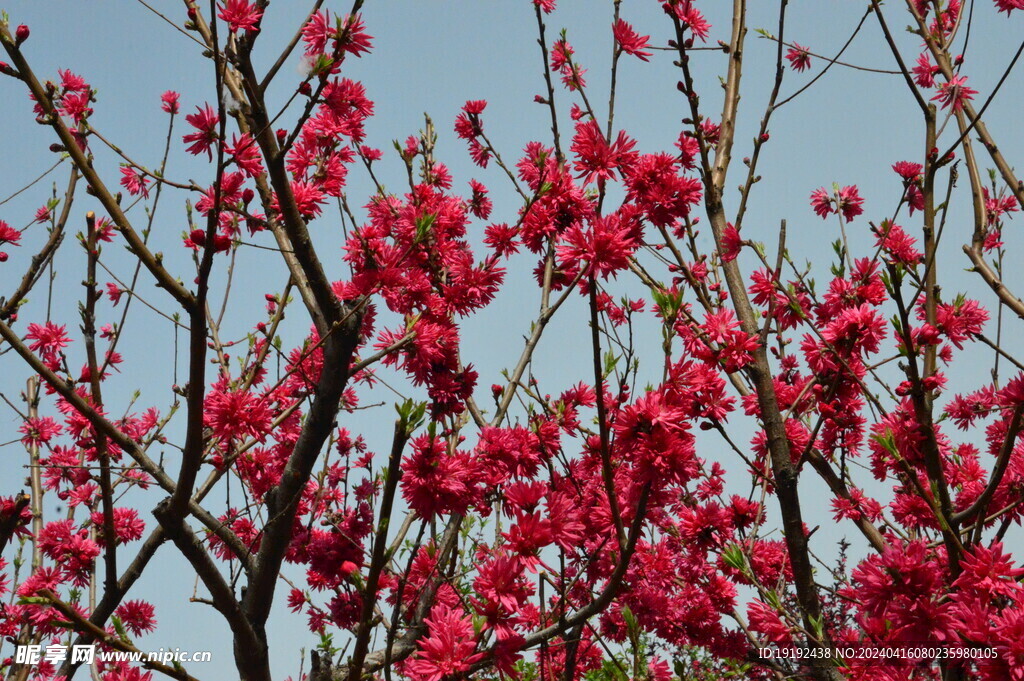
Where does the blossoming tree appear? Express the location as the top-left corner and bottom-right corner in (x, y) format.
(2, 1), (1024, 680)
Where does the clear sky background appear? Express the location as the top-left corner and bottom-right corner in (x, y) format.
(2, 1), (1024, 679)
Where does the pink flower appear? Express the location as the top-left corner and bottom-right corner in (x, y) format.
(613, 20), (652, 61)
(810, 187), (833, 218)
(912, 53), (940, 88)
(226, 133), (264, 177)
(90, 507), (145, 545)
(720, 223), (742, 263)
(204, 384), (274, 442)
(892, 160), (923, 182)
(217, 0), (262, 32)
(301, 11), (372, 58)
(281, 180), (326, 220)
(932, 74), (977, 111)
(785, 43), (812, 72)
(106, 282), (125, 305)
(0, 220), (22, 247)
(38, 519), (100, 585)
(984, 187), (1019, 226)
(58, 91), (93, 124)
(534, 0), (556, 13)
(183, 103), (220, 159)
(557, 211), (638, 280)
(933, 297), (988, 349)
(302, 11), (332, 55)
(994, 0), (1024, 14)
(115, 600), (157, 636)
(401, 435), (481, 519)
(337, 14), (373, 58)
(119, 166), (150, 198)
(160, 90), (180, 114)
(747, 600), (794, 645)
(404, 604), (485, 681)
(571, 119), (638, 184)
(837, 184), (865, 222)
(25, 321), (71, 361)
(58, 69), (88, 92)
(19, 417), (62, 446)
(467, 179), (492, 220)
(874, 221), (923, 265)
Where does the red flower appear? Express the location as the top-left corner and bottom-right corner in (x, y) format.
(25, 321), (71, 362)
(810, 187), (833, 218)
(467, 179), (492, 220)
(932, 74), (977, 111)
(91, 507), (145, 546)
(401, 435), (481, 519)
(747, 600), (794, 645)
(892, 160), (923, 181)
(119, 166), (150, 198)
(404, 604), (485, 681)
(58, 91), (93, 124)
(115, 600), (157, 636)
(160, 90), (180, 114)
(301, 11), (372, 58)
(18, 416), (62, 447)
(994, 0), (1024, 14)
(204, 384), (274, 442)
(785, 42), (812, 72)
(557, 211), (638, 280)
(720, 223), (742, 263)
(837, 184), (865, 222)
(182, 104), (220, 159)
(217, 0), (262, 32)
(984, 187), (1019, 226)
(302, 11), (332, 55)
(931, 297), (988, 349)
(912, 53), (940, 88)
(58, 69), (88, 92)
(571, 120), (638, 184)
(280, 181), (326, 220)
(874, 221), (923, 265)
(612, 19), (652, 61)
(226, 133), (264, 177)
(0, 220), (21, 247)
(664, 1), (711, 41)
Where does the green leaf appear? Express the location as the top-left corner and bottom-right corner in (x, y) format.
(111, 614), (132, 644)
(720, 543), (746, 572)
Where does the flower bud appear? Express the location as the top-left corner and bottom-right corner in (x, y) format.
(15, 25), (30, 47)
(298, 82), (312, 96)
(241, 188), (255, 204)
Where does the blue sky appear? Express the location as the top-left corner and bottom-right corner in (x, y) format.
(2, 1), (1024, 678)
